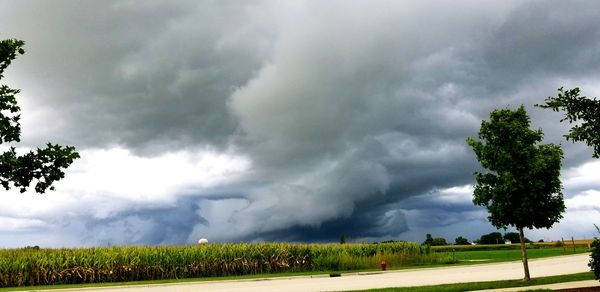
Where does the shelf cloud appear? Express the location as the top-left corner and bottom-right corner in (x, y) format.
(1, 0), (599, 246)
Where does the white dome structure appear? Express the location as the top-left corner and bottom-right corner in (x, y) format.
(198, 238), (209, 244)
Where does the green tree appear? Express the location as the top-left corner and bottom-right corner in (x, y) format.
(538, 88), (600, 279)
(478, 232), (503, 245)
(590, 239), (600, 280)
(454, 236), (470, 245)
(422, 234), (446, 246)
(504, 232), (530, 244)
(430, 237), (447, 246)
(422, 233), (433, 246)
(537, 87), (600, 158)
(0, 39), (79, 193)
(589, 225), (600, 281)
(467, 106), (565, 281)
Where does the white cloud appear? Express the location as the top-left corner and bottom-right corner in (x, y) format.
(0, 147), (250, 232)
(565, 190), (600, 211)
(0, 216), (47, 232)
(438, 185), (474, 204)
(563, 160), (600, 195)
(61, 148), (250, 202)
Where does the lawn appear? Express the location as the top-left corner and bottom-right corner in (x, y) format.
(452, 246), (589, 264)
(353, 272), (596, 292)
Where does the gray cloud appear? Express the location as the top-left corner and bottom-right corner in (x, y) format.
(83, 196), (208, 245)
(483, 1), (600, 86)
(1, 1), (278, 151)
(1, 0), (599, 246)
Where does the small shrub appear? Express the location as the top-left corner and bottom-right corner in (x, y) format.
(589, 224), (600, 281)
(589, 238), (600, 280)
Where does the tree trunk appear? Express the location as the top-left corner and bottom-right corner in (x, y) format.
(519, 227), (531, 281)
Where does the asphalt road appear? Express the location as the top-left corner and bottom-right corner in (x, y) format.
(42, 254), (591, 292)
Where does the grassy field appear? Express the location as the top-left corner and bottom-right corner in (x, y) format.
(431, 241), (592, 252)
(452, 246), (589, 263)
(353, 272), (596, 292)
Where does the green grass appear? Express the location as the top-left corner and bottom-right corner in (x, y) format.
(0, 271), (333, 291)
(432, 242), (591, 252)
(3, 268), (594, 292)
(452, 247), (589, 264)
(353, 272), (595, 291)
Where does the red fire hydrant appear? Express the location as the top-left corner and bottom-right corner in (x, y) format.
(380, 260), (387, 271)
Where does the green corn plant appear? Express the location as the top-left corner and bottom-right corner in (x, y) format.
(0, 241), (454, 287)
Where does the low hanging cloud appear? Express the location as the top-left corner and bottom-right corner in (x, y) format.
(0, 148), (249, 246)
(0, 0), (599, 247)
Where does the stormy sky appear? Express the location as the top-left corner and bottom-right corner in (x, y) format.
(1, 0), (599, 247)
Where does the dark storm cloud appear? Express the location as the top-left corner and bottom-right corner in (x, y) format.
(83, 196), (208, 245)
(483, 1), (600, 87)
(250, 205), (408, 243)
(1, 0), (276, 151)
(224, 0), (600, 241)
(1, 0), (599, 246)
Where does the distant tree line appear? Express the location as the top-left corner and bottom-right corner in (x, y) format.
(420, 232), (533, 246)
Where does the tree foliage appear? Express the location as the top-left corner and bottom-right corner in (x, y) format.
(467, 106), (565, 230)
(503, 232), (530, 244)
(590, 225), (600, 281)
(0, 39), (79, 193)
(467, 106), (565, 280)
(422, 234), (447, 246)
(478, 232), (503, 245)
(422, 233), (433, 246)
(537, 87), (600, 158)
(590, 239), (600, 280)
(454, 236), (469, 245)
(430, 237), (447, 246)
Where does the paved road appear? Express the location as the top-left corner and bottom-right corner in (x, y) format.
(43, 254), (590, 292)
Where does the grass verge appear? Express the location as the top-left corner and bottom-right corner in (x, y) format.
(0, 271), (331, 291)
(352, 272), (595, 292)
(452, 247), (588, 264)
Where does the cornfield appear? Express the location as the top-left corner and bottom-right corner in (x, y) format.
(0, 242), (455, 287)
